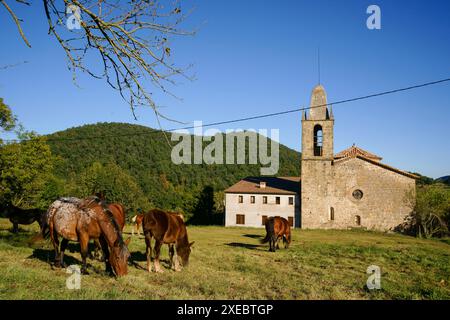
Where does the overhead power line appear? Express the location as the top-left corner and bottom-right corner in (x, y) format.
(2, 76), (450, 144)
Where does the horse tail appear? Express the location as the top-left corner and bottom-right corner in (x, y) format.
(261, 218), (274, 244)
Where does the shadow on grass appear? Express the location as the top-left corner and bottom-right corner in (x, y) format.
(226, 242), (265, 251)
(28, 247), (108, 276)
(243, 234), (263, 240)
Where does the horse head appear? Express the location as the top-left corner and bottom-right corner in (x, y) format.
(109, 237), (131, 276)
(176, 240), (195, 267)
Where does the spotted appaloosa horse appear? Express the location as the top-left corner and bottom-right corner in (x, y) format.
(41, 197), (130, 276)
(261, 216), (291, 252)
(142, 209), (193, 272)
(0, 203), (44, 233)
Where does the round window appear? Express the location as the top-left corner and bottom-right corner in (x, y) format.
(352, 189), (363, 200)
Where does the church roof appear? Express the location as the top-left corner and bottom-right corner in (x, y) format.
(334, 145), (382, 161)
(224, 176), (300, 195)
(334, 145), (418, 179)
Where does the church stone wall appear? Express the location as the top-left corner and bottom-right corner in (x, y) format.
(302, 157), (416, 231)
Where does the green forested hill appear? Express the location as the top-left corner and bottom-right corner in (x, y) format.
(47, 122), (301, 219)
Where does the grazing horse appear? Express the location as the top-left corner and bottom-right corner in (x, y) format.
(142, 209), (194, 272)
(0, 203), (43, 233)
(41, 197), (130, 276)
(92, 202), (126, 260)
(261, 216), (291, 252)
(131, 214), (144, 236)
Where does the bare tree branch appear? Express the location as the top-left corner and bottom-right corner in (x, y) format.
(3, 0), (196, 123)
(1, 0), (31, 47)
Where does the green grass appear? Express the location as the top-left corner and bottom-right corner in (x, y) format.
(0, 218), (449, 300)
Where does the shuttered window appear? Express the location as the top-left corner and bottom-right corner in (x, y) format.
(288, 217), (294, 227)
(236, 214), (245, 225)
(262, 215), (268, 225)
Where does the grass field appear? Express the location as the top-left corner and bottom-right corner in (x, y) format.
(0, 218), (449, 300)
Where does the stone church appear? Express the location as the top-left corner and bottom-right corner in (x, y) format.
(300, 85), (416, 230)
(224, 84), (417, 231)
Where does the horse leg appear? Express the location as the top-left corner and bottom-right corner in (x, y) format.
(79, 234), (90, 275)
(169, 244), (180, 271)
(93, 239), (104, 261)
(285, 232), (291, 249)
(153, 240), (163, 273)
(270, 235), (276, 252)
(12, 222), (19, 233)
(99, 236), (112, 275)
(50, 229), (61, 267)
(144, 232), (152, 272)
(59, 239), (69, 268)
(276, 236), (280, 250)
(170, 245), (181, 272)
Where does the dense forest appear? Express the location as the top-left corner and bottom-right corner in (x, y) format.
(46, 122), (302, 221)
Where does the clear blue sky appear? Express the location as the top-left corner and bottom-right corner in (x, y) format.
(0, 0), (449, 178)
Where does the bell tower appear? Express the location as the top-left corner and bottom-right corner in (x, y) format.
(301, 85), (334, 228)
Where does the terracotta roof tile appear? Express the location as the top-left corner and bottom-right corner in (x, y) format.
(334, 145), (382, 161)
(225, 176), (300, 195)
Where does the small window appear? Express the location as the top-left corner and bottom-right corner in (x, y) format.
(289, 197), (294, 205)
(288, 217), (294, 227)
(329, 207), (335, 221)
(238, 195), (243, 203)
(275, 197), (280, 205)
(262, 215), (268, 225)
(263, 196), (267, 204)
(352, 189), (363, 200)
(236, 214), (245, 225)
(250, 196), (255, 204)
(355, 215), (361, 226)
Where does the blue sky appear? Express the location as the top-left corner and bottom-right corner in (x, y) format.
(0, 0), (449, 178)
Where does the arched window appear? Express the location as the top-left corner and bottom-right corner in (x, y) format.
(355, 215), (361, 226)
(329, 207), (335, 221)
(314, 125), (323, 156)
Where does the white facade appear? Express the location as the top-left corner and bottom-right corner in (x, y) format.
(225, 193), (299, 228)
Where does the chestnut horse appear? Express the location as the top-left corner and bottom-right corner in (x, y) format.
(142, 209), (193, 272)
(92, 203), (126, 260)
(261, 216), (291, 252)
(41, 197), (130, 276)
(131, 214), (144, 236)
(0, 203), (43, 233)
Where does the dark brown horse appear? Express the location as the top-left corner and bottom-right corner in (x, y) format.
(261, 216), (291, 252)
(0, 203), (43, 233)
(142, 209), (193, 272)
(41, 197), (130, 276)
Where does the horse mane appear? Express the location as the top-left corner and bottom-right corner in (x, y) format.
(89, 197), (126, 249)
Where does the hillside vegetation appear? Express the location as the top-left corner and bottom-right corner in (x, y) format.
(47, 122), (301, 220)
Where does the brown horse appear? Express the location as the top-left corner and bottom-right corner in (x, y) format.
(131, 214), (144, 236)
(0, 203), (43, 233)
(142, 209), (194, 272)
(41, 197), (130, 276)
(261, 216), (291, 252)
(92, 203), (126, 260)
